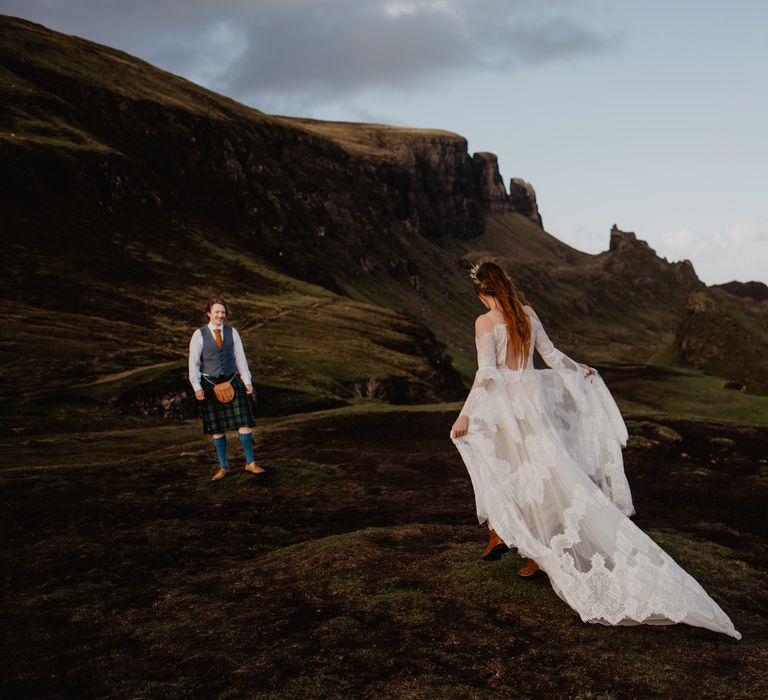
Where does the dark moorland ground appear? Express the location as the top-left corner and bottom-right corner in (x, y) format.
(1, 402), (766, 699)
(2, 15), (767, 699)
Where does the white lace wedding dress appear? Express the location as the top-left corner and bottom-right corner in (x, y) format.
(451, 307), (741, 639)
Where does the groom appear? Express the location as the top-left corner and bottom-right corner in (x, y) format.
(188, 297), (265, 481)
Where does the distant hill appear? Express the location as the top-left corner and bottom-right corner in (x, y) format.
(714, 281), (768, 302)
(671, 289), (768, 393)
(1, 14), (766, 433)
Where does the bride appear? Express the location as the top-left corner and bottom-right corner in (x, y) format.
(450, 261), (740, 639)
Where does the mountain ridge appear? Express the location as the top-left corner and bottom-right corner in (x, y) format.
(2, 13), (767, 432)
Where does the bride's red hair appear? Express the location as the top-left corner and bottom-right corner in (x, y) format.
(472, 262), (531, 361)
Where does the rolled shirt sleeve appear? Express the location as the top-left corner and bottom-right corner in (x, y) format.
(231, 328), (252, 386)
(188, 329), (204, 392)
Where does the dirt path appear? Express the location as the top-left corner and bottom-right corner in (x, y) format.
(241, 308), (292, 333)
(76, 300), (334, 387)
(76, 360), (180, 387)
(241, 299), (332, 333)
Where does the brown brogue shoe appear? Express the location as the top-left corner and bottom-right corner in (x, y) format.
(244, 462), (266, 474)
(211, 468), (228, 481)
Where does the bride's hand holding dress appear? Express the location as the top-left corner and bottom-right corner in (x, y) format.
(451, 415), (468, 439)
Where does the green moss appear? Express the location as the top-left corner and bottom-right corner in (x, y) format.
(272, 458), (340, 490)
(710, 436), (737, 447)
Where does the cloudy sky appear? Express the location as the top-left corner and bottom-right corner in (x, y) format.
(5, 0), (767, 284)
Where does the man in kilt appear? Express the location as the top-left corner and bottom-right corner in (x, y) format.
(189, 297), (265, 481)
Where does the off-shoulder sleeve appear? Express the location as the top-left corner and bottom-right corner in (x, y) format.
(475, 326), (497, 369)
(458, 318), (498, 419)
(530, 309), (579, 372)
(527, 307), (591, 413)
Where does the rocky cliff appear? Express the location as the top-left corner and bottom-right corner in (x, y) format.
(605, 225), (700, 292)
(2, 13), (766, 424)
(0, 15), (538, 306)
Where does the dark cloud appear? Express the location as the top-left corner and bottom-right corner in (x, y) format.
(3, 0), (619, 108)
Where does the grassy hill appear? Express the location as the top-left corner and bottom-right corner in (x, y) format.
(2, 14), (767, 431)
(672, 289), (768, 393)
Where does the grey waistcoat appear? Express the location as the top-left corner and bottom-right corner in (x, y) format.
(200, 325), (237, 377)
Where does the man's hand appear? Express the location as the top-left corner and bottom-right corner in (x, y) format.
(451, 415), (469, 439)
(579, 363), (597, 377)
(245, 384), (254, 395)
(195, 389), (205, 401)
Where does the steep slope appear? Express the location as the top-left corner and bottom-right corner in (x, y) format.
(1, 15), (510, 295)
(2, 14), (766, 429)
(0, 15), (486, 422)
(672, 289), (768, 393)
(0, 14), (563, 419)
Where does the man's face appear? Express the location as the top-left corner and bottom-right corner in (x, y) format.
(208, 303), (227, 326)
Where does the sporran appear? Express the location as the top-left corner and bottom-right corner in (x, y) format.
(204, 373), (237, 403)
(213, 380), (235, 403)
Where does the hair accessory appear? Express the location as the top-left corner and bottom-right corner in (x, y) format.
(468, 263), (481, 284)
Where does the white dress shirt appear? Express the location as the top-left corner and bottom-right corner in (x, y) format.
(188, 323), (252, 392)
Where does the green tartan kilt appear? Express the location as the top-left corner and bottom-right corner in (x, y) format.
(199, 374), (255, 434)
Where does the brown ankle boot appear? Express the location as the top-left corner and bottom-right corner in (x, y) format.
(517, 558), (541, 578)
(481, 529), (509, 561)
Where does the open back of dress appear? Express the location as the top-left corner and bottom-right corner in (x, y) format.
(498, 319), (531, 371)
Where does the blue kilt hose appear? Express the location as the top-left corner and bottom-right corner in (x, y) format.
(199, 374), (255, 434)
